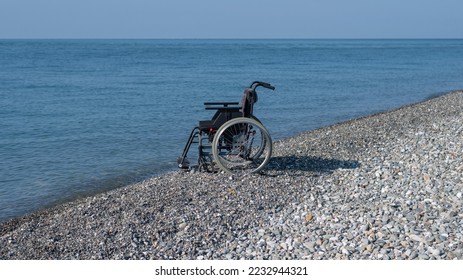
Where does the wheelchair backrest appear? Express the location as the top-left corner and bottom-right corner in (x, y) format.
(240, 88), (258, 118)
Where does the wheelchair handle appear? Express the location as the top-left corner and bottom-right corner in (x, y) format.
(250, 81), (275, 91)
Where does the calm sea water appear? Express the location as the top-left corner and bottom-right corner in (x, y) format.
(1, 39), (463, 222)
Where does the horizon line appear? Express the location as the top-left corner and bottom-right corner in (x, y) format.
(1, 37), (462, 40)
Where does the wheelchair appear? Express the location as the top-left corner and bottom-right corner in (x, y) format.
(178, 81), (275, 175)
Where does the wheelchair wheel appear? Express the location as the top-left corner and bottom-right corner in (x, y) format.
(212, 117), (272, 175)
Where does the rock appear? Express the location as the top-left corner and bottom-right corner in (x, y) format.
(428, 247), (441, 257)
(303, 242), (315, 252)
(409, 234), (423, 243)
(178, 223), (188, 231)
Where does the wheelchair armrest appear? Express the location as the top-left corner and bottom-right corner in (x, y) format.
(204, 102), (240, 110)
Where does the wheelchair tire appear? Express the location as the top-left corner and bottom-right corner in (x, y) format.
(212, 117), (272, 175)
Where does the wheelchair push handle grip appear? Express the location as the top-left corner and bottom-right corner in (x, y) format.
(261, 82), (275, 90)
(250, 81), (275, 91)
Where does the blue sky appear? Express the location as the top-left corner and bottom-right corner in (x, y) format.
(0, 0), (461, 39)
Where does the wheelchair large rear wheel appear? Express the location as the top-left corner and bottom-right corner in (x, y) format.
(212, 117), (272, 175)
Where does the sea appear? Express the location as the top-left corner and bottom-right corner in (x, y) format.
(1, 39), (463, 222)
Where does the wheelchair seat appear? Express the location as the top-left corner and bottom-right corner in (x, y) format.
(198, 102), (241, 132)
(198, 88), (258, 132)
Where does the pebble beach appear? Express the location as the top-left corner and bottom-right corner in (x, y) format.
(1, 90), (462, 260)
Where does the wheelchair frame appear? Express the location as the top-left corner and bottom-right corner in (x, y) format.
(178, 81), (275, 175)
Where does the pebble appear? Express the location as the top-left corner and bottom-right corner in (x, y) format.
(1, 91), (462, 260)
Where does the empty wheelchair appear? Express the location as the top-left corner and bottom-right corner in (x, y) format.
(178, 81), (275, 175)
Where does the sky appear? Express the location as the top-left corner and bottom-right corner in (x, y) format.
(0, 0), (462, 39)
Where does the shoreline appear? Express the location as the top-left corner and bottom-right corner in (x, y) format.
(1, 90), (462, 259)
(0, 90), (450, 224)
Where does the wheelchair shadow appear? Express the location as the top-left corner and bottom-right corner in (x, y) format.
(265, 155), (360, 175)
